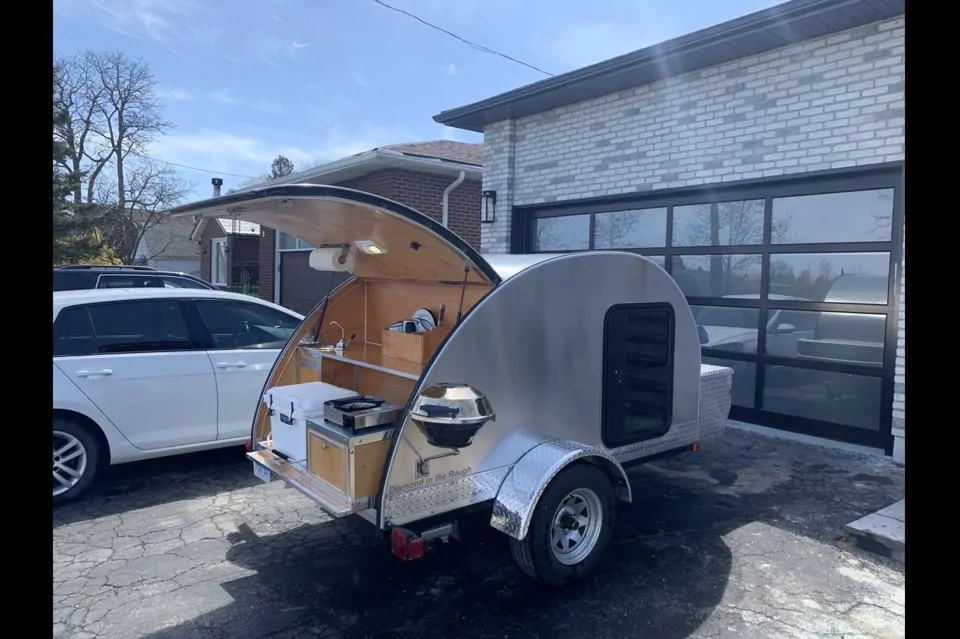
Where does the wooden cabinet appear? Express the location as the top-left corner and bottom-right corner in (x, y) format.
(306, 422), (395, 503)
(307, 430), (347, 492)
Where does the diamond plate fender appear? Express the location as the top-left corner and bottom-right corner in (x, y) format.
(489, 439), (632, 540)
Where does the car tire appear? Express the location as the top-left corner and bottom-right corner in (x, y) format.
(53, 419), (101, 506)
(509, 463), (616, 587)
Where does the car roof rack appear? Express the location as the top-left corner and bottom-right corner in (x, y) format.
(56, 264), (158, 271)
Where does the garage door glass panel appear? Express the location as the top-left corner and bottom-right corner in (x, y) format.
(533, 215), (590, 251)
(768, 252), (890, 303)
(763, 366), (882, 431)
(594, 208), (667, 248)
(703, 356), (757, 408)
(766, 309), (886, 366)
(692, 305), (760, 354)
(671, 254), (762, 298)
(772, 189), (895, 244)
(672, 200), (765, 247)
(88, 300), (193, 354)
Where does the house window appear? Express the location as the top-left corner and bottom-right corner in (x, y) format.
(277, 231), (314, 251)
(211, 238), (227, 286)
(602, 302), (675, 448)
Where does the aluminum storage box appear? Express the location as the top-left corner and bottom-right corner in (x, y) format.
(264, 382), (356, 465)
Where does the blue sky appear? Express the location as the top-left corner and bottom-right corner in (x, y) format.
(53, 0), (782, 201)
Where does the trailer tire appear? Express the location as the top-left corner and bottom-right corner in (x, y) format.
(509, 463), (616, 586)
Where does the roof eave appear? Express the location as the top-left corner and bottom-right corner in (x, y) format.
(229, 149), (482, 196)
(433, 0), (904, 132)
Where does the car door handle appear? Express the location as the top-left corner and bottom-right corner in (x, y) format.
(75, 369), (113, 378)
(216, 362), (248, 369)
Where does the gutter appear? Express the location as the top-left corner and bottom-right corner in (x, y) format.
(441, 171), (466, 227)
(230, 149), (481, 195)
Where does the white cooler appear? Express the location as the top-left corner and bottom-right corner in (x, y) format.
(264, 382), (356, 465)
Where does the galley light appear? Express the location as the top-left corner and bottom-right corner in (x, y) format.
(356, 240), (387, 255)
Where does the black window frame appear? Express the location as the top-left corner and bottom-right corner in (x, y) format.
(515, 163), (904, 453)
(188, 298), (302, 351)
(601, 302), (676, 449)
(53, 299), (205, 357)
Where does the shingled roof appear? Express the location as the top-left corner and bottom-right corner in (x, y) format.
(380, 140), (483, 166)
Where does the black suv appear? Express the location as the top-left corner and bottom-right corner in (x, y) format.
(53, 265), (216, 292)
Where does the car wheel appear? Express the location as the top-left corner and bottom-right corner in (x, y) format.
(53, 419), (101, 505)
(509, 463), (616, 587)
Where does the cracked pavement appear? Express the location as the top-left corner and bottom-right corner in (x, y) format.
(54, 429), (905, 639)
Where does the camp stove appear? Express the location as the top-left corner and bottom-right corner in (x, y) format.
(323, 395), (403, 430)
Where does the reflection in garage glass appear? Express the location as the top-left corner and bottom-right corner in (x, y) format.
(763, 366), (882, 431)
(672, 200), (765, 247)
(768, 253), (890, 303)
(772, 189), (895, 244)
(671, 255), (762, 297)
(594, 208), (667, 248)
(533, 215), (590, 251)
(692, 305), (760, 353)
(773, 309), (888, 366)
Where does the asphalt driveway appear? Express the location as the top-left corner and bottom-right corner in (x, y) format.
(53, 429), (905, 639)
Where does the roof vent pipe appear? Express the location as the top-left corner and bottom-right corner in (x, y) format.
(441, 170), (466, 227)
(211, 178), (223, 198)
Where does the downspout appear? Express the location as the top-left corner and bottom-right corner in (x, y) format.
(441, 170), (467, 227)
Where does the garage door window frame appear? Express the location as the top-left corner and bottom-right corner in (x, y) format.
(514, 162), (904, 452)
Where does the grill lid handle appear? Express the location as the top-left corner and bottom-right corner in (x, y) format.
(419, 404), (460, 418)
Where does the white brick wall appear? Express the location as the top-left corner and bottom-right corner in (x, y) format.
(481, 15), (905, 456)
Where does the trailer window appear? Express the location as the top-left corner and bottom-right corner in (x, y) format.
(601, 303), (675, 448)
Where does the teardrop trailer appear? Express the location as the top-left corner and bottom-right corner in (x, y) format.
(170, 185), (733, 586)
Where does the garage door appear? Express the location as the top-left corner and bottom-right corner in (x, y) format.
(516, 165), (903, 452)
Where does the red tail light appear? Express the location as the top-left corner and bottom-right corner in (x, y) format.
(245, 440), (253, 453)
(391, 527), (425, 561)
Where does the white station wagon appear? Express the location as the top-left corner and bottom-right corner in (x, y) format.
(53, 288), (303, 503)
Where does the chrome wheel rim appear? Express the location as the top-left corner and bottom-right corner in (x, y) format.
(550, 488), (603, 565)
(53, 431), (87, 497)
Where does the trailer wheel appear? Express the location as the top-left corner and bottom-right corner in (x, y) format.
(509, 463), (616, 586)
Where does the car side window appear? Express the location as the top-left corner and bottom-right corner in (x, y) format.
(53, 307), (99, 357)
(161, 276), (210, 289)
(87, 300), (194, 354)
(97, 274), (161, 289)
(195, 300), (300, 350)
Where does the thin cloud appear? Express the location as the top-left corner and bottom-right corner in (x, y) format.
(352, 70), (372, 89)
(246, 31), (309, 67)
(440, 125), (461, 142)
(446, 63), (458, 75)
(157, 87), (195, 101)
(189, 24), (222, 47)
(207, 88), (284, 114)
(54, 0), (205, 43)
